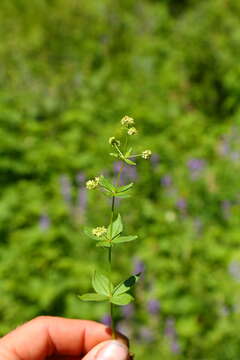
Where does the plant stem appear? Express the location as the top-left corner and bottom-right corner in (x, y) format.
(109, 195), (116, 338)
(108, 159), (125, 338)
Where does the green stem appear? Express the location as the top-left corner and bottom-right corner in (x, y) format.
(108, 195), (116, 338)
(110, 302), (115, 339)
(108, 160), (124, 339)
(108, 154), (125, 338)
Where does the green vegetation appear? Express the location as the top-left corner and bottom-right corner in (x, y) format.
(1, 0), (240, 358)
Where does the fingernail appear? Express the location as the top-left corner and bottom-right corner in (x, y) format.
(96, 340), (128, 360)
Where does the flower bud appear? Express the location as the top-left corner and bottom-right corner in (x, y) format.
(109, 137), (120, 146)
(128, 127), (137, 136)
(142, 150), (152, 159)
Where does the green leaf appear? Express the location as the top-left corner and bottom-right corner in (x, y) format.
(78, 293), (109, 302)
(109, 152), (119, 158)
(115, 193), (131, 199)
(84, 227), (100, 240)
(116, 182), (133, 193)
(96, 241), (112, 247)
(112, 235), (138, 244)
(113, 273), (141, 296)
(92, 271), (113, 296)
(107, 213), (123, 239)
(124, 158), (136, 166)
(125, 147), (133, 158)
(99, 176), (116, 193)
(110, 293), (134, 305)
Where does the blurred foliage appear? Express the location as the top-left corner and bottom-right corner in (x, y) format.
(1, 0), (240, 358)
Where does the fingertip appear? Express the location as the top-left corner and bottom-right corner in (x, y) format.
(82, 340), (129, 360)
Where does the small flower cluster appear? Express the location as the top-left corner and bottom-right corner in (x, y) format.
(121, 115), (135, 127)
(121, 116), (137, 136)
(92, 226), (107, 237)
(142, 150), (152, 159)
(128, 127), (137, 136)
(86, 176), (100, 190)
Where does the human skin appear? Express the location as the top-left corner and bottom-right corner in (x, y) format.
(0, 316), (129, 360)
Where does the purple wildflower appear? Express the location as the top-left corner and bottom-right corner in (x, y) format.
(123, 165), (137, 181)
(150, 153), (160, 167)
(101, 314), (112, 327)
(193, 217), (203, 235)
(121, 304), (135, 319)
(228, 260), (240, 282)
(164, 318), (176, 338)
(230, 152), (240, 162)
(39, 214), (50, 231)
(221, 200), (231, 219)
(116, 321), (132, 338)
(113, 161), (122, 174)
(171, 339), (181, 354)
(161, 175), (172, 187)
(138, 326), (155, 343)
(187, 158), (205, 179)
(147, 299), (161, 315)
(176, 198), (187, 214)
(133, 257), (145, 274)
(219, 305), (229, 317)
(77, 187), (87, 212)
(188, 158), (205, 171)
(60, 174), (72, 203)
(76, 172), (85, 185)
(218, 138), (229, 156)
(164, 318), (181, 354)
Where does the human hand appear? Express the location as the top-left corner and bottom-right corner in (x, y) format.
(0, 316), (130, 360)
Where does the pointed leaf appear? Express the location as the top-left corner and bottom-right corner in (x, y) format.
(78, 293), (108, 302)
(115, 193), (131, 199)
(125, 147), (133, 158)
(96, 241), (112, 247)
(113, 273), (141, 296)
(110, 153), (119, 158)
(116, 183), (133, 193)
(112, 235), (138, 244)
(84, 227), (100, 241)
(99, 176), (116, 193)
(124, 158), (136, 166)
(107, 213), (123, 239)
(92, 271), (113, 296)
(111, 293), (134, 305)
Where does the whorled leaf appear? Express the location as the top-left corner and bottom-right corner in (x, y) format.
(78, 293), (108, 302)
(92, 270), (113, 296)
(107, 213), (123, 239)
(110, 293), (134, 306)
(116, 183), (133, 193)
(96, 241), (112, 247)
(98, 175), (116, 193)
(114, 193), (131, 199)
(112, 235), (138, 244)
(113, 273), (141, 296)
(124, 158), (136, 166)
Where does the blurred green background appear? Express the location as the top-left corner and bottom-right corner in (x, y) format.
(1, 0), (240, 358)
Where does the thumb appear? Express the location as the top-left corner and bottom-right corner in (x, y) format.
(82, 340), (129, 360)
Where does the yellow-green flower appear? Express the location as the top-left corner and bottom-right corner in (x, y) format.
(128, 127), (137, 136)
(121, 115), (135, 127)
(142, 150), (152, 159)
(92, 226), (107, 237)
(86, 176), (100, 190)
